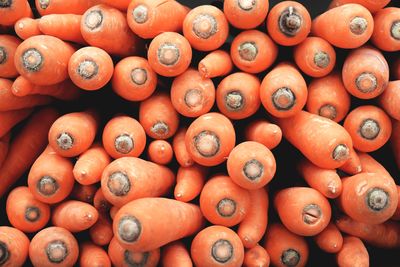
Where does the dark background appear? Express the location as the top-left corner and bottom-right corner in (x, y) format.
(2, 0), (400, 266)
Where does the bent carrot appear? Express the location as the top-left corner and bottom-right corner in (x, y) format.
(35, 0), (98, 16)
(244, 119), (282, 150)
(198, 50), (233, 79)
(378, 80), (400, 121)
(329, 0), (390, 13)
(336, 236), (369, 267)
(148, 140), (173, 165)
(162, 241), (193, 267)
(223, 0), (269, 29)
(371, 7), (400, 51)
(391, 120), (400, 169)
(313, 222), (343, 253)
(89, 213), (113, 246)
(0, 226), (30, 266)
(14, 18), (41, 40)
(0, 0), (32, 26)
(174, 164), (207, 202)
(70, 183), (97, 204)
(243, 244), (270, 267)
(0, 133), (10, 168)
(39, 14), (85, 44)
(0, 108), (33, 138)
(0, 35), (21, 78)
(79, 242), (111, 267)
(173, 127), (194, 167)
(338, 146), (362, 175)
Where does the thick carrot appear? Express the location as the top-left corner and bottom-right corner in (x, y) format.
(260, 63), (308, 118)
(147, 32), (192, 77)
(48, 110), (99, 157)
(191, 225), (244, 267)
(89, 213), (113, 246)
(29, 227), (79, 267)
(174, 164), (207, 202)
(371, 7), (400, 51)
(101, 157), (175, 207)
(171, 69), (215, 118)
(68, 46), (114, 91)
(113, 197), (205, 251)
(344, 105), (392, 152)
(52, 200), (98, 232)
(336, 236), (369, 267)
(162, 241), (193, 267)
(6, 186), (50, 233)
(264, 223), (309, 267)
(243, 244), (270, 267)
(14, 35), (75, 86)
(329, 0), (390, 13)
(237, 188), (269, 249)
(0, 0), (32, 26)
(0, 133), (10, 168)
(200, 175), (250, 227)
(391, 120), (400, 169)
(342, 46), (389, 99)
(185, 112), (236, 166)
(391, 186), (400, 221)
(14, 18), (41, 40)
(216, 72), (261, 120)
(0, 108), (33, 138)
(298, 159), (342, 199)
(338, 146), (362, 175)
(306, 72), (351, 122)
(139, 92), (179, 139)
(39, 14), (85, 44)
(198, 50), (233, 79)
(173, 127), (194, 167)
(378, 81), (400, 121)
(0, 35), (21, 78)
(27, 146), (75, 204)
(93, 188), (112, 214)
(0, 107), (58, 197)
(230, 30), (278, 74)
(70, 183), (97, 204)
(223, 0), (269, 29)
(79, 242), (111, 267)
(0, 226), (30, 266)
(102, 0), (130, 11)
(312, 4), (374, 49)
(266, 1), (311, 46)
(148, 140), (173, 165)
(183, 5), (229, 51)
(112, 56), (157, 102)
(244, 119), (282, 150)
(35, 0), (98, 16)
(313, 222), (343, 253)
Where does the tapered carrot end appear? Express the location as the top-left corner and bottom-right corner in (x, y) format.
(279, 6), (302, 37)
(194, 130), (220, 157)
(349, 17), (368, 35)
(281, 249), (300, 266)
(212, 239), (234, 264)
(46, 240), (68, 264)
(118, 216), (141, 243)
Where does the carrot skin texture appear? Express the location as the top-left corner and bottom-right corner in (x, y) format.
(14, 18), (42, 40)
(329, 0), (390, 14)
(161, 241), (193, 267)
(0, 35), (21, 78)
(378, 81), (400, 121)
(52, 200), (98, 232)
(244, 120), (282, 149)
(313, 222), (343, 253)
(371, 7), (400, 51)
(89, 214), (113, 246)
(243, 244), (270, 267)
(0, 226), (30, 267)
(0, 108), (33, 138)
(35, 0), (99, 15)
(198, 50), (233, 78)
(173, 128), (194, 167)
(224, 0), (269, 29)
(174, 164), (207, 202)
(336, 236), (369, 267)
(0, 0), (32, 26)
(79, 242), (111, 267)
(0, 133), (10, 168)
(39, 14), (86, 44)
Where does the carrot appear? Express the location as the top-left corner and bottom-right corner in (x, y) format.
(306, 72), (351, 122)
(79, 242), (111, 267)
(89, 213), (113, 246)
(14, 18), (41, 40)
(108, 237), (160, 267)
(343, 105), (392, 152)
(35, 0), (98, 16)
(223, 0), (269, 29)
(243, 244), (270, 267)
(148, 140), (173, 165)
(237, 188), (269, 249)
(73, 143), (111, 185)
(275, 110), (353, 169)
(68, 46), (114, 91)
(342, 46), (389, 99)
(70, 183), (97, 204)
(171, 68), (215, 118)
(185, 112), (236, 166)
(391, 186), (400, 221)
(338, 172), (398, 224)
(357, 151), (391, 176)
(162, 241), (193, 267)
(112, 56), (157, 102)
(338, 146), (362, 175)
(293, 37), (336, 78)
(139, 92), (179, 139)
(230, 30), (278, 74)
(173, 127), (194, 167)
(266, 1), (311, 46)
(378, 81), (400, 121)
(0, 226), (30, 266)
(14, 35), (75, 86)
(313, 222), (343, 253)
(29, 227), (79, 267)
(6, 186), (50, 233)
(198, 50), (233, 79)
(102, 0), (130, 11)
(191, 225), (244, 267)
(312, 4), (374, 49)
(0, 108), (33, 138)
(391, 120), (400, 169)
(113, 197), (204, 252)
(263, 223), (309, 267)
(147, 32), (192, 77)
(0, 107), (58, 197)
(102, 115), (146, 159)
(329, 0), (390, 13)
(260, 63), (308, 118)
(93, 188), (112, 214)
(183, 5), (229, 51)
(38, 14), (86, 44)
(52, 200), (98, 232)
(0, 0), (32, 26)
(336, 236), (369, 267)
(174, 164), (207, 202)
(127, 0), (189, 39)
(110, 205), (119, 220)
(298, 159), (342, 199)
(48, 110), (99, 157)
(244, 119), (282, 150)
(101, 157), (175, 207)
(371, 7), (400, 51)
(0, 133), (10, 168)
(216, 72), (261, 120)
(27, 146), (75, 204)
(0, 35), (21, 78)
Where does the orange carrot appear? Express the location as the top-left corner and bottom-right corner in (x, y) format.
(0, 0), (32, 26)
(109, 205), (119, 220)
(148, 140), (173, 165)
(39, 14), (85, 44)
(391, 120), (400, 169)
(244, 119), (282, 150)
(35, 0), (98, 16)
(101, 0), (130, 11)
(357, 152), (391, 177)
(0, 35), (21, 78)
(216, 72), (261, 120)
(223, 0), (269, 29)
(338, 146), (362, 175)
(93, 188), (112, 214)
(79, 242), (111, 267)
(260, 63), (308, 118)
(0, 108), (32, 138)
(89, 213), (113, 246)
(171, 68), (215, 118)
(329, 0), (390, 13)
(70, 183), (97, 204)
(162, 241), (193, 267)
(378, 80), (400, 121)
(198, 50), (233, 79)
(174, 164), (207, 203)
(14, 17), (42, 40)
(243, 244), (270, 267)
(173, 127), (194, 167)
(191, 225), (244, 267)
(391, 186), (400, 221)
(371, 7), (400, 51)
(336, 236), (369, 267)
(312, 4), (374, 49)
(313, 222), (343, 253)
(0, 133), (10, 168)
(0, 226), (30, 266)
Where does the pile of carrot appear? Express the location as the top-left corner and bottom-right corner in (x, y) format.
(0, 0), (400, 266)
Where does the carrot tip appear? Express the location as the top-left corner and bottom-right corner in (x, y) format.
(0, 47), (6, 64)
(175, 192), (183, 198)
(239, 42), (258, 61)
(107, 172), (131, 197)
(279, 6), (302, 37)
(192, 14), (217, 39)
(318, 104), (337, 120)
(332, 144), (349, 161)
(0, 241), (9, 265)
(22, 48), (43, 72)
(211, 239), (234, 263)
(37, 176), (59, 196)
(158, 44), (180, 66)
(327, 181), (338, 194)
(124, 250), (150, 266)
(115, 134), (134, 154)
(118, 216), (141, 243)
(367, 188), (389, 211)
(132, 5), (148, 24)
(238, 0), (256, 11)
(25, 206), (41, 222)
(185, 89), (204, 109)
(350, 17), (368, 35)
(198, 62), (209, 78)
(0, 1), (11, 8)
(57, 132), (74, 151)
(243, 159), (264, 181)
(85, 10), (104, 30)
(131, 68), (148, 85)
(314, 51), (330, 68)
(150, 122), (169, 138)
(272, 87), (296, 110)
(302, 204), (322, 224)
(77, 60), (99, 80)
(217, 198), (237, 217)
(360, 119), (380, 140)
(46, 240), (68, 263)
(225, 91), (244, 110)
(281, 249), (300, 267)
(391, 21), (400, 40)
(194, 130), (220, 157)
(38, 0), (50, 9)
(355, 72), (377, 93)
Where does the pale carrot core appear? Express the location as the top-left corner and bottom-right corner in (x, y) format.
(157, 43), (180, 66)
(37, 176), (59, 196)
(184, 88), (203, 109)
(332, 144), (349, 161)
(281, 249), (300, 267)
(367, 188), (389, 211)
(225, 91), (244, 110)
(318, 104), (337, 120)
(107, 172), (131, 196)
(238, 42), (258, 61)
(350, 17), (367, 35)
(355, 72), (377, 93)
(243, 159), (264, 181)
(279, 6), (302, 37)
(131, 68), (148, 85)
(314, 51), (330, 68)
(38, 0), (49, 9)
(0, 47), (6, 64)
(56, 132), (74, 150)
(192, 14), (217, 39)
(0, 0), (12, 8)
(360, 119), (380, 140)
(0, 241), (9, 265)
(132, 4), (148, 24)
(124, 250), (149, 266)
(302, 204), (322, 225)
(391, 21), (400, 40)
(25, 206), (40, 222)
(114, 134), (134, 154)
(194, 130), (220, 157)
(46, 240), (68, 263)
(217, 198), (237, 217)
(22, 48), (43, 72)
(85, 10), (103, 30)
(151, 121), (169, 138)
(118, 216), (141, 242)
(238, 0), (256, 11)
(77, 60), (99, 80)
(212, 239), (234, 263)
(272, 87), (295, 110)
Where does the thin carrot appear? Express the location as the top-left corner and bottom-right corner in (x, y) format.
(171, 68), (215, 118)
(0, 108), (33, 138)
(89, 213), (113, 246)
(113, 197), (205, 251)
(223, 0), (269, 29)
(6, 186), (50, 233)
(148, 140), (173, 165)
(14, 18), (42, 40)
(79, 242), (111, 267)
(0, 35), (21, 78)
(378, 81), (400, 121)
(198, 50), (233, 79)
(93, 188), (112, 214)
(183, 5), (229, 51)
(162, 241), (193, 267)
(216, 72), (261, 120)
(329, 0), (390, 13)
(338, 146), (362, 175)
(243, 244), (270, 267)
(0, 226), (30, 266)
(38, 14), (86, 44)
(191, 225), (244, 267)
(336, 236), (369, 267)
(0, 133), (10, 168)
(70, 183), (97, 204)
(371, 7), (400, 51)
(174, 164), (207, 202)
(0, 0), (32, 26)
(260, 62), (308, 118)
(173, 127), (194, 167)
(391, 120), (400, 169)
(312, 4), (374, 49)
(244, 119), (282, 150)
(35, 0), (98, 16)
(313, 222), (343, 253)
(391, 186), (400, 221)
(0, 107), (58, 198)
(29, 227), (79, 267)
